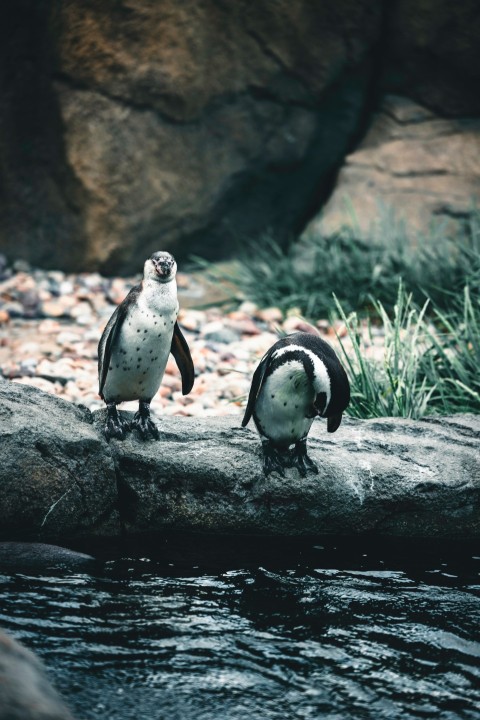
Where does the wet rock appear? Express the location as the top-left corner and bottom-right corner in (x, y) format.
(93, 410), (480, 540)
(0, 629), (76, 720)
(0, 542), (94, 573)
(0, 380), (119, 540)
(1, 382), (479, 541)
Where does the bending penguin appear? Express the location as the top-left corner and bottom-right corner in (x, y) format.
(98, 251), (194, 440)
(242, 332), (350, 476)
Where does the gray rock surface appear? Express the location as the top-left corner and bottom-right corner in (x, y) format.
(0, 381), (479, 540)
(98, 411), (480, 539)
(0, 630), (75, 720)
(0, 380), (119, 540)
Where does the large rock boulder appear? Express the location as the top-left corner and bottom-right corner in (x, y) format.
(0, 380), (119, 540)
(0, 381), (479, 540)
(0, 630), (75, 720)
(0, 0), (381, 273)
(1, 1), (479, 272)
(304, 95), (480, 240)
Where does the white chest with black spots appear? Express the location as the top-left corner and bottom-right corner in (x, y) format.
(254, 360), (316, 446)
(103, 280), (179, 403)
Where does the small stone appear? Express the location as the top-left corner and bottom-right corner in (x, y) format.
(41, 300), (68, 318)
(57, 331), (81, 346)
(38, 319), (61, 334)
(202, 321), (241, 344)
(230, 319), (261, 336)
(256, 307), (283, 323)
(238, 301), (258, 315)
(19, 358), (38, 376)
(59, 280), (74, 295)
(316, 319), (330, 333)
(177, 309), (205, 332)
(0, 309), (10, 324)
(282, 316), (320, 336)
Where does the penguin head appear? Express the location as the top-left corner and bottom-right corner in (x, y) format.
(145, 251), (177, 283)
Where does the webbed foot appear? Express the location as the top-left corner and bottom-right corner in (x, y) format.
(262, 442), (288, 477)
(105, 403), (130, 441)
(130, 401), (159, 440)
(291, 439), (318, 477)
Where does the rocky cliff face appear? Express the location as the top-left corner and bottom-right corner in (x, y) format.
(0, 1), (479, 273)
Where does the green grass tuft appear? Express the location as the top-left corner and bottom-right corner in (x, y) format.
(191, 211), (480, 419)
(226, 212), (480, 318)
(335, 282), (480, 419)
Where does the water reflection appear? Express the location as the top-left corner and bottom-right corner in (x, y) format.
(0, 536), (479, 719)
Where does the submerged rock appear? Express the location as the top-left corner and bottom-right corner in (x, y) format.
(0, 542), (94, 573)
(0, 380), (479, 540)
(0, 630), (76, 720)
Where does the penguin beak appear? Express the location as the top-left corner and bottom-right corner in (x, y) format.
(153, 260), (172, 278)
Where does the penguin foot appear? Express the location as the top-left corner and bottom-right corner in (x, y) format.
(104, 403), (130, 441)
(262, 443), (287, 477)
(130, 401), (159, 441)
(291, 440), (318, 477)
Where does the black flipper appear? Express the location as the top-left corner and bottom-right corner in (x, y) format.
(242, 351), (271, 428)
(171, 322), (194, 395)
(327, 412), (343, 433)
(98, 285), (141, 399)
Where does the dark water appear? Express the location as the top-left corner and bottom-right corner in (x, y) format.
(1, 536), (480, 720)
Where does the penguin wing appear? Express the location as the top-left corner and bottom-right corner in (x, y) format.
(327, 413), (343, 433)
(241, 351), (271, 427)
(98, 286), (140, 399)
(171, 322), (195, 395)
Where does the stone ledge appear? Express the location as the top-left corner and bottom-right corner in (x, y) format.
(1, 379), (479, 540)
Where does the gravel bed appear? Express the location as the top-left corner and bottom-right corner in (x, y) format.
(0, 257), (384, 419)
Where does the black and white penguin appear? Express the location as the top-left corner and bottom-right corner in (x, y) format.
(98, 251), (194, 440)
(242, 332), (350, 476)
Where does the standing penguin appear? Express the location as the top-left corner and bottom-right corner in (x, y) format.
(98, 251), (194, 440)
(242, 332), (350, 476)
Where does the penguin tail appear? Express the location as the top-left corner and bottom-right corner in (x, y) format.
(327, 413), (343, 433)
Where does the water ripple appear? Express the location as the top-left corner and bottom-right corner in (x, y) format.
(0, 537), (479, 719)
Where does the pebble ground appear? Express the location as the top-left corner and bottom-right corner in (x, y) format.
(0, 257), (383, 420)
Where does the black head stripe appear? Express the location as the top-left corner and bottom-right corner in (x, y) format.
(267, 349), (315, 382)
